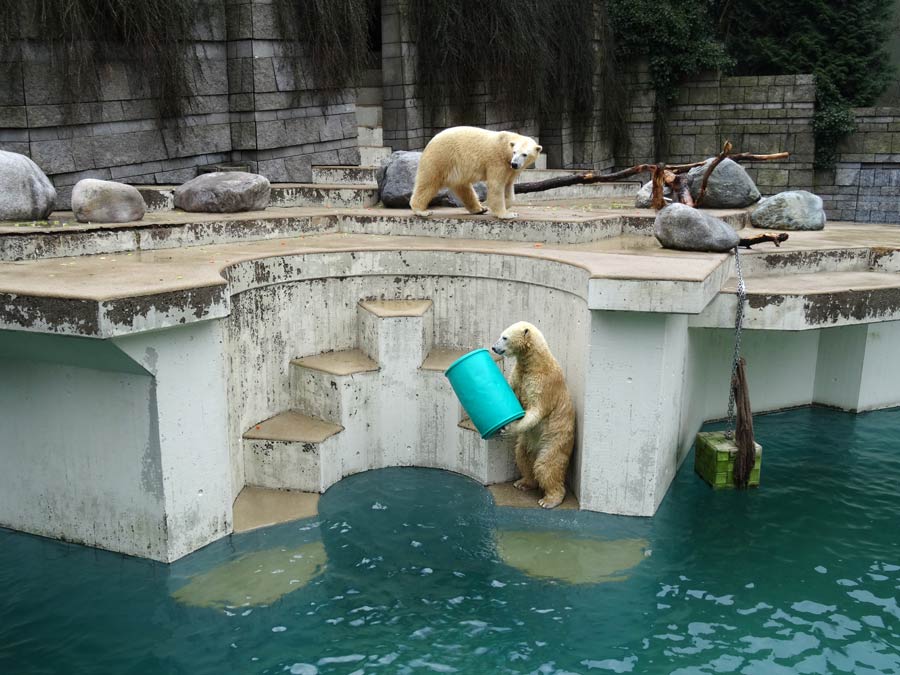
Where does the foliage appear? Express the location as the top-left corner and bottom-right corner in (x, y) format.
(0, 0), (199, 119)
(275, 0), (372, 92)
(608, 0), (731, 160)
(715, 0), (896, 168)
(405, 0), (599, 132)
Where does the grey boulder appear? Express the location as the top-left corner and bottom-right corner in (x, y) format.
(72, 179), (146, 223)
(377, 150), (487, 208)
(654, 203), (740, 253)
(750, 190), (826, 230)
(0, 150), (56, 221)
(174, 171), (270, 213)
(687, 158), (761, 208)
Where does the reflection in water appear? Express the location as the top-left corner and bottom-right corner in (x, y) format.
(496, 530), (649, 584)
(171, 540), (326, 608)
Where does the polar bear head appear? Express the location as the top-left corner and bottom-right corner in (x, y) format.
(492, 321), (547, 357)
(503, 133), (542, 171)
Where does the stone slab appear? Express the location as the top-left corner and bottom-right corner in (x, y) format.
(291, 349), (379, 376)
(232, 486), (319, 533)
(243, 410), (342, 443)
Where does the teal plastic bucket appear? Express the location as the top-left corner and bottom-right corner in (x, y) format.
(445, 349), (525, 439)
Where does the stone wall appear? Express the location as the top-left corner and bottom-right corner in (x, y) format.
(816, 107), (900, 223)
(621, 66), (900, 224)
(621, 68), (816, 195)
(0, 0), (358, 205)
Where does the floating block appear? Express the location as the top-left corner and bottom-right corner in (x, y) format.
(694, 431), (762, 489)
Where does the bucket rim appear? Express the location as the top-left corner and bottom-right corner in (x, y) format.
(444, 348), (491, 376)
(481, 410), (525, 439)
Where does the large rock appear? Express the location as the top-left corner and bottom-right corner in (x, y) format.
(174, 172), (270, 213)
(687, 158), (761, 208)
(71, 179), (146, 223)
(377, 151), (487, 208)
(0, 150), (56, 221)
(654, 203), (740, 253)
(750, 190), (826, 231)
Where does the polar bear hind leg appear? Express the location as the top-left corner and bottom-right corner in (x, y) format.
(513, 438), (538, 491)
(410, 163), (442, 217)
(533, 441), (570, 508)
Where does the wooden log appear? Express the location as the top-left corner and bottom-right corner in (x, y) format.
(513, 164), (654, 194)
(696, 140), (733, 207)
(738, 232), (789, 248)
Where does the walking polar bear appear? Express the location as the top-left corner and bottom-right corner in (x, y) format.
(410, 126), (542, 220)
(492, 321), (576, 508)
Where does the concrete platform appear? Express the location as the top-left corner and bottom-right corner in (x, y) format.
(243, 411), (342, 443)
(3, 198), (900, 562)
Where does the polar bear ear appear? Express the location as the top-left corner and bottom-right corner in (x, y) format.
(535, 145), (542, 153)
(524, 328), (529, 336)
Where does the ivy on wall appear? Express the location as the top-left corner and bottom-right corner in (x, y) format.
(405, 0), (599, 135)
(275, 0), (372, 92)
(0, 0), (200, 119)
(607, 0), (731, 161)
(716, 0), (896, 168)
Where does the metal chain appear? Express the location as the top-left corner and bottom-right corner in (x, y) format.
(725, 245), (746, 438)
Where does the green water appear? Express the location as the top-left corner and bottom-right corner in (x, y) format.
(2, 407), (899, 674)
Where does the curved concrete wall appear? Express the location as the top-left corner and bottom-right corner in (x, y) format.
(224, 250), (590, 500)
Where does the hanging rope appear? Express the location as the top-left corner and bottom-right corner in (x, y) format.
(724, 245), (757, 488)
(725, 245), (746, 438)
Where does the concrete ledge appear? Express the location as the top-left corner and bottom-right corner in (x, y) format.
(243, 411), (342, 443)
(359, 298), (433, 317)
(232, 486), (319, 533)
(291, 349), (379, 375)
(693, 271), (900, 330)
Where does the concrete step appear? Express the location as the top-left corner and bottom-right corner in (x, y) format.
(290, 349), (379, 425)
(357, 126), (383, 147)
(312, 165), (379, 185)
(358, 299), (433, 371)
(420, 347), (503, 373)
(243, 411), (343, 492)
(359, 146), (392, 165)
(138, 183), (379, 212)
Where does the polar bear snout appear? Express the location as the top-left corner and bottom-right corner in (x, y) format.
(510, 153), (528, 170)
(492, 335), (509, 356)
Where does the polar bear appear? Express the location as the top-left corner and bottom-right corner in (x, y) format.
(410, 126), (542, 220)
(492, 321), (576, 508)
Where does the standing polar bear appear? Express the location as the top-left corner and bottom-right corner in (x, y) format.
(410, 126), (542, 220)
(492, 321), (576, 508)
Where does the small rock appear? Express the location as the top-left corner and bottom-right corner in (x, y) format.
(687, 158), (761, 208)
(377, 151), (487, 208)
(71, 179), (146, 223)
(174, 172), (270, 213)
(750, 190), (826, 230)
(634, 181), (672, 208)
(654, 203), (740, 252)
(0, 150), (56, 221)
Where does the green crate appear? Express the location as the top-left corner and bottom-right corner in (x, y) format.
(694, 431), (762, 489)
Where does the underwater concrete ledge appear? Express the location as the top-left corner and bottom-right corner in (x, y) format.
(1, 202), (900, 560)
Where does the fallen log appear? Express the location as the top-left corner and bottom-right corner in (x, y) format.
(738, 232), (789, 249)
(513, 142), (790, 206)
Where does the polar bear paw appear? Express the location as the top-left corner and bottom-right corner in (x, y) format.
(538, 493), (564, 509)
(413, 209), (433, 217)
(496, 211), (518, 220)
(513, 478), (537, 491)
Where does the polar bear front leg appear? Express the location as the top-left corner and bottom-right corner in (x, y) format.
(505, 179), (516, 207)
(486, 170), (518, 220)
